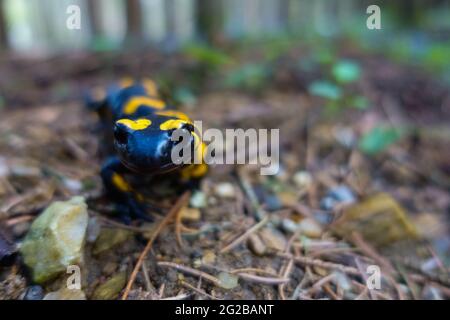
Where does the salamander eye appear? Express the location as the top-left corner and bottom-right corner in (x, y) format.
(114, 124), (129, 145)
(181, 123), (194, 132)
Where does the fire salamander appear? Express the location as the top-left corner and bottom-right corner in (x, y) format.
(86, 77), (207, 221)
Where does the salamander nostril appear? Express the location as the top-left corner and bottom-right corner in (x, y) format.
(114, 125), (128, 145)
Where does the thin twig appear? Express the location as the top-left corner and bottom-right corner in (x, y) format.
(277, 252), (360, 276)
(4, 214), (34, 226)
(141, 260), (154, 291)
(351, 232), (395, 274)
(97, 215), (151, 233)
(236, 169), (266, 221)
(158, 283), (165, 299)
(236, 273), (290, 285)
(306, 273), (336, 296)
(354, 257), (375, 300)
(229, 267), (277, 276)
(161, 293), (191, 300)
(354, 287), (368, 300)
(278, 259), (294, 300)
(220, 215), (269, 253)
(175, 204), (185, 247)
(181, 281), (221, 300)
(157, 261), (222, 286)
(121, 191), (191, 300)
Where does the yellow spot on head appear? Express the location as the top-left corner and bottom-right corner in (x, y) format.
(160, 119), (191, 131)
(123, 96), (166, 114)
(116, 118), (152, 130)
(112, 173), (132, 192)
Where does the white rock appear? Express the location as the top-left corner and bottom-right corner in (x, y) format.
(214, 182), (235, 198)
(20, 196), (88, 283)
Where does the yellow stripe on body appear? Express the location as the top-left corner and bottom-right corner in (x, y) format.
(116, 118), (152, 130)
(181, 163), (208, 180)
(112, 173), (132, 192)
(181, 140), (208, 180)
(142, 78), (159, 97)
(155, 110), (191, 121)
(159, 119), (191, 131)
(123, 96), (166, 114)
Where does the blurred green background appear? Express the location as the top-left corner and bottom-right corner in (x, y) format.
(0, 0), (449, 82)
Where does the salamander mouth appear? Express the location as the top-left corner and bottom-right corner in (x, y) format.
(118, 156), (182, 175)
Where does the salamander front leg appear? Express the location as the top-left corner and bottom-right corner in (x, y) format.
(100, 156), (153, 222)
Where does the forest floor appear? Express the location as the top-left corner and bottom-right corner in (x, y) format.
(0, 48), (449, 300)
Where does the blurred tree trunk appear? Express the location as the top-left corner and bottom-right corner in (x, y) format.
(196, 0), (223, 45)
(87, 0), (102, 38)
(125, 0), (143, 44)
(278, 0), (289, 32)
(0, 0), (8, 49)
(164, 0), (177, 45)
(391, 0), (422, 27)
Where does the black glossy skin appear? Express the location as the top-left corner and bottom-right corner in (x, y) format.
(86, 79), (205, 221)
(114, 113), (197, 175)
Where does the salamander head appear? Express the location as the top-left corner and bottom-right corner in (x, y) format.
(113, 116), (197, 174)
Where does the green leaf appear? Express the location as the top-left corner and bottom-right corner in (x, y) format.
(332, 60), (361, 83)
(358, 126), (403, 155)
(225, 63), (270, 90)
(183, 44), (232, 68)
(308, 81), (342, 100)
(350, 95), (370, 110)
(173, 87), (197, 105)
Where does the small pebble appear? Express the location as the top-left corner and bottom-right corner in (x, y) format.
(86, 217), (101, 243)
(10, 165), (40, 177)
(218, 272), (239, 289)
(190, 191), (207, 208)
(180, 207), (201, 222)
(298, 218), (323, 238)
(329, 185), (356, 202)
(264, 194), (282, 211)
(214, 182), (235, 198)
(422, 285), (443, 300)
(332, 272), (351, 291)
(259, 228), (287, 251)
(23, 285), (44, 300)
(421, 257), (439, 273)
(314, 211), (334, 225)
(334, 127), (356, 147)
(63, 178), (82, 193)
(93, 228), (132, 255)
(103, 261), (118, 276)
(11, 221), (30, 238)
(278, 192), (298, 207)
(281, 219), (299, 233)
(320, 185), (356, 210)
(201, 250), (216, 265)
(293, 171), (312, 188)
(91, 272), (127, 300)
(43, 288), (86, 300)
(320, 197), (336, 211)
(247, 234), (267, 256)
